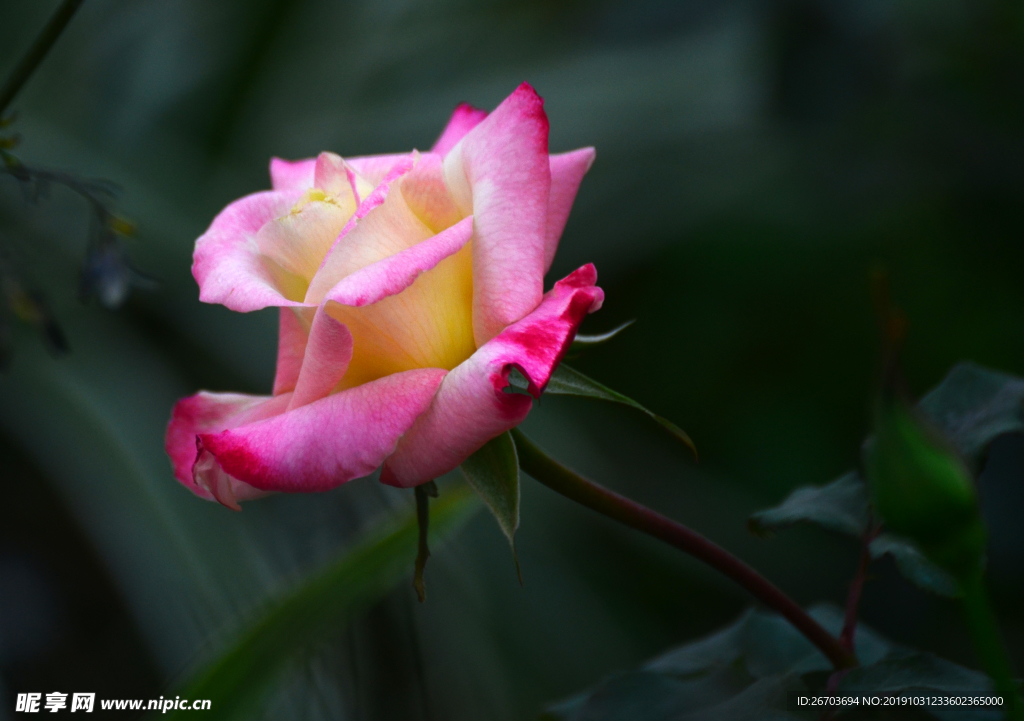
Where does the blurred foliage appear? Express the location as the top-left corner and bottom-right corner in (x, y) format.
(1, 0), (1023, 719)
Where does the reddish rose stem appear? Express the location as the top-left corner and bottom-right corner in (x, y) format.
(839, 528), (878, 652)
(511, 428), (859, 671)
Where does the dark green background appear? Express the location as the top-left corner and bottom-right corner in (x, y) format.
(1, 0), (1022, 718)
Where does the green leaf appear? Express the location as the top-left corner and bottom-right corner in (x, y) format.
(838, 649), (998, 721)
(544, 604), (889, 721)
(546, 364), (697, 458)
(569, 320), (635, 351)
(160, 484), (479, 721)
(748, 472), (870, 538)
(460, 432), (521, 574)
(546, 603), (994, 721)
(919, 362), (1024, 471)
(869, 533), (961, 597)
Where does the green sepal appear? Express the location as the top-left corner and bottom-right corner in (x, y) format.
(460, 431), (522, 581)
(546, 364), (697, 459)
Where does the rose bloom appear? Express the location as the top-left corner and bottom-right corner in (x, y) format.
(165, 83), (603, 509)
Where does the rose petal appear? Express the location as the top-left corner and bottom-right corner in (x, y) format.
(380, 264), (603, 487)
(545, 148), (596, 273)
(443, 82), (552, 345)
(193, 191), (313, 312)
(198, 369), (447, 493)
(270, 157), (316, 193)
(287, 306), (354, 410)
(431, 102), (488, 157)
(346, 153), (417, 187)
(400, 152), (464, 234)
(313, 151), (375, 202)
(324, 216), (473, 307)
(166, 391), (291, 498)
(323, 218), (476, 389)
(306, 155), (425, 305)
(255, 197), (353, 302)
(273, 307), (309, 395)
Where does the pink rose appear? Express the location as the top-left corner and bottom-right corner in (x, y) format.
(165, 83), (603, 509)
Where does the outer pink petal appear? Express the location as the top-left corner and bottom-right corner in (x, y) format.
(270, 157), (316, 193)
(165, 391), (291, 499)
(323, 216), (473, 307)
(287, 307), (353, 410)
(380, 264), (604, 487)
(273, 308), (309, 395)
(198, 369), (447, 493)
(443, 82), (552, 345)
(431, 103), (488, 157)
(193, 191), (312, 312)
(544, 148), (596, 273)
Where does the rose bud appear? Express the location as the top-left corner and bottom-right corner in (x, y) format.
(166, 83), (602, 509)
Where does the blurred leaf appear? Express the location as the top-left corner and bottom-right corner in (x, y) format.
(750, 362), (1022, 593)
(748, 471), (870, 538)
(838, 649), (998, 721)
(869, 533), (961, 598)
(161, 483), (479, 721)
(545, 605), (884, 720)
(546, 364), (696, 457)
(546, 604), (994, 721)
(569, 320), (635, 351)
(543, 670), (802, 721)
(918, 362), (1024, 471)
(460, 431), (521, 576)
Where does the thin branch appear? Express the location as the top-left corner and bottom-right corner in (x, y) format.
(839, 527), (878, 652)
(0, 0), (87, 117)
(511, 428), (858, 671)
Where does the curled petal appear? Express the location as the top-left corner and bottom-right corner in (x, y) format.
(306, 154), (422, 304)
(443, 82), (552, 345)
(273, 307), (310, 395)
(255, 198), (352, 302)
(198, 369), (447, 493)
(166, 391), (291, 500)
(194, 191), (316, 311)
(381, 264), (603, 487)
(545, 148), (596, 273)
(400, 153), (464, 234)
(270, 157), (316, 193)
(431, 102), (488, 157)
(287, 306), (354, 410)
(346, 153), (418, 187)
(324, 216), (473, 308)
(323, 218), (475, 388)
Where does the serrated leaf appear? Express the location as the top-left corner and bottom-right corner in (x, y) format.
(160, 484), (479, 721)
(460, 431), (521, 574)
(869, 533), (961, 597)
(569, 320), (635, 351)
(546, 364), (696, 458)
(919, 362), (1024, 471)
(748, 472), (870, 538)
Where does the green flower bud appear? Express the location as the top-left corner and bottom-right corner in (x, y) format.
(865, 399), (986, 581)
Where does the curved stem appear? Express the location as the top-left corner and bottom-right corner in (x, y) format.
(511, 428), (858, 671)
(0, 0), (87, 117)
